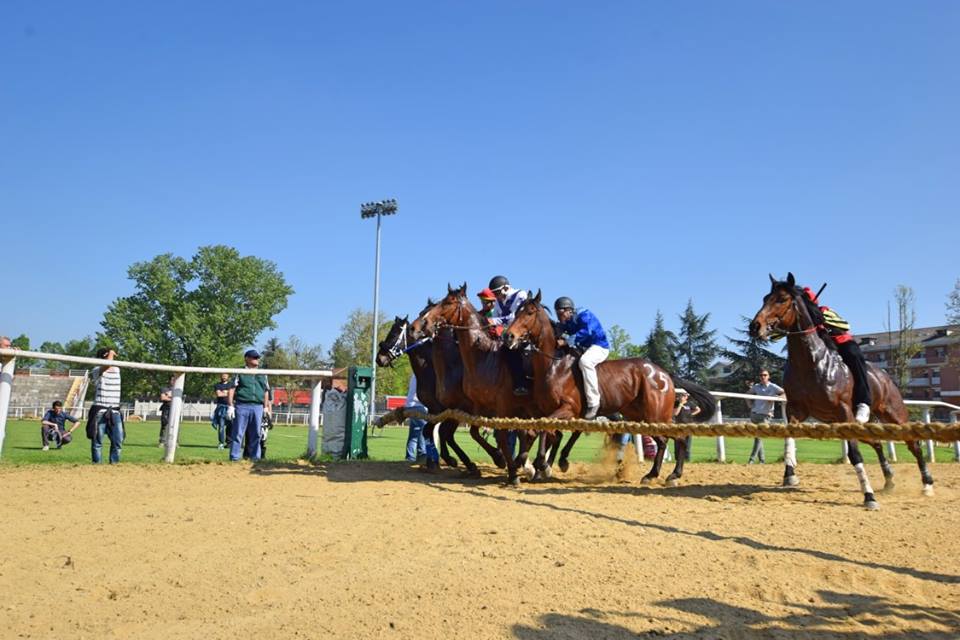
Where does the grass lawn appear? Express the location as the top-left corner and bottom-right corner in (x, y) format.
(1, 419), (954, 466)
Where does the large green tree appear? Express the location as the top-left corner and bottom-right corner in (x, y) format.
(672, 299), (718, 382)
(329, 308), (411, 400)
(261, 335), (328, 409)
(605, 324), (632, 360)
(100, 245), (292, 398)
(643, 311), (677, 372)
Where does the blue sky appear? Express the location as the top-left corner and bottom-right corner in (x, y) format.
(3, 1), (958, 356)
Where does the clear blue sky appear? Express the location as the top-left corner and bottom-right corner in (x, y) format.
(3, 2), (958, 356)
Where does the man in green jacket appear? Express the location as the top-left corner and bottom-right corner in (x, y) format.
(227, 349), (271, 461)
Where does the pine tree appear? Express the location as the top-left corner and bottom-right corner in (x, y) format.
(643, 311), (677, 372)
(720, 315), (786, 415)
(673, 299), (718, 382)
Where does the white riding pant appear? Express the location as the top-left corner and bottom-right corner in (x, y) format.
(579, 345), (609, 409)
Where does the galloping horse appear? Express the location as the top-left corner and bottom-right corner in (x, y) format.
(503, 291), (717, 486)
(749, 272), (934, 509)
(410, 284), (550, 487)
(376, 307), (506, 475)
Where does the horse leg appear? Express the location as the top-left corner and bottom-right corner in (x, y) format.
(442, 421), (480, 477)
(437, 420), (458, 468)
(641, 437), (668, 484)
(496, 429), (520, 487)
(664, 437), (687, 487)
(847, 440), (879, 510)
(558, 431), (583, 473)
(866, 440), (895, 492)
(904, 439), (935, 496)
(515, 431), (536, 480)
(470, 425), (506, 468)
(545, 430), (564, 470)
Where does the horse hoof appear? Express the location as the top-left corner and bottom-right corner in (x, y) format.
(922, 484), (934, 497)
(864, 500), (880, 511)
(882, 477), (896, 492)
(542, 465), (553, 480)
(558, 459), (569, 473)
(442, 456), (458, 468)
(665, 477), (680, 488)
(782, 475), (800, 488)
(464, 465), (481, 479)
(640, 476), (654, 485)
(492, 453), (507, 469)
(510, 477), (521, 488)
(523, 461), (536, 480)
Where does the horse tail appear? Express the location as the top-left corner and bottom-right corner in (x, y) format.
(669, 375), (717, 423)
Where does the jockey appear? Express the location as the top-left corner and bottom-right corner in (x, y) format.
(792, 286), (873, 424)
(487, 275), (530, 395)
(554, 297), (610, 420)
(477, 288), (503, 338)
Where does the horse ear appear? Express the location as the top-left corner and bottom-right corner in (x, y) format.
(769, 273), (776, 286)
(534, 289), (542, 303)
(403, 315), (409, 322)
(447, 283), (453, 294)
(460, 282), (467, 295)
(786, 272), (796, 287)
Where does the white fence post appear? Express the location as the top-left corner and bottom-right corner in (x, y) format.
(923, 407), (935, 463)
(163, 373), (186, 463)
(307, 380), (322, 458)
(714, 399), (726, 463)
(841, 440), (849, 463)
(886, 440), (897, 462)
(0, 355), (16, 459)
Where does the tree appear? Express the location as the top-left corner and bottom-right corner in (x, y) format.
(672, 299), (718, 382)
(605, 324), (632, 360)
(329, 309), (411, 400)
(9, 334), (36, 367)
(38, 341), (67, 371)
(643, 311), (677, 372)
(948, 278), (960, 325)
(885, 285), (922, 390)
(100, 245), (293, 398)
(63, 336), (97, 358)
(261, 335), (328, 410)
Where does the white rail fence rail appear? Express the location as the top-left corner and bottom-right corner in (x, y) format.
(2, 349), (958, 463)
(0, 349), (333, 462)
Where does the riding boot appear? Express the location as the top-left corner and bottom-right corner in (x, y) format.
(837, 340), (872, 412)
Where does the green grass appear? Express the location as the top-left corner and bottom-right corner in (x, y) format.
(1, 419), (954, 466)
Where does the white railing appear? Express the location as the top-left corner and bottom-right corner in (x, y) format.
(711, 392), (960, 463)
(0, 348), (333, 462)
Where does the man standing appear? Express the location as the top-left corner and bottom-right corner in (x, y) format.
(40, 400), (80, 450)
(673, 389), (701, 461)
(746, 370), (785, 464)
(227, 349), (270, 462)
(212, 373), (235, 450)
(89, 347), (123, 464)
(157, 376), (175, 447)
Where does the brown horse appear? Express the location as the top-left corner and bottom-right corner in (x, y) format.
(503, 290), (716, 486)
(410, 284), (550, 487)
(377, 307), (506, 475)
(749, 272), (934, 509)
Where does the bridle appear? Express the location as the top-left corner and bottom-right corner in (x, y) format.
(764, 289), (818, 337)
(511, 303), (566, 360)
(382, 321), (432, 365)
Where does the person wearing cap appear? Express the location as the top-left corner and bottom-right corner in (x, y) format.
(673, 388), (701, 461)
(554, 297), (610, 420)
(477, 288), (503, 338)
(487, 275), (530, 395)
(227, 349), (271, 461)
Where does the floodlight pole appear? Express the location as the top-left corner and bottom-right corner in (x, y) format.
(361, 199), (398, 429)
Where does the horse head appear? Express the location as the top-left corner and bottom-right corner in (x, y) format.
(503, 289), (550, 350)
(412, 283), (469, 338)
(376, 315), (410, 367)
(749, 272), (810, 339)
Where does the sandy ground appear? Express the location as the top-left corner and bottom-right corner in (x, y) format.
(2, 456), (959, 639)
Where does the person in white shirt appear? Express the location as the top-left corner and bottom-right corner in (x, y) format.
(746, 370), (785, 464)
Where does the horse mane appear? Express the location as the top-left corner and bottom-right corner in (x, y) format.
(788, 284), (838, 352)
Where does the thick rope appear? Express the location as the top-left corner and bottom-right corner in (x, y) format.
(377, 408), (960, 442)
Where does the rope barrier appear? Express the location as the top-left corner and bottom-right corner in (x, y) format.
(377, 408), (960, 443)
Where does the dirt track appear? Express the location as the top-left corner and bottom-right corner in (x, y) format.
(2, 459), (959, 639)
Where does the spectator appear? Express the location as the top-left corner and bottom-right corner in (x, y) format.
(0, 336), (12, 350)
(157, 376), (175, 447)
(227, 349), (270, 462)
(746, 370), (785, 464)
(86, 347), (123, 464)
(211, 373), (235, 450)
(673, 389), (701, 462)
(404, 374), (428, 463)
(40, 400), (80, 451)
